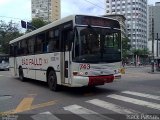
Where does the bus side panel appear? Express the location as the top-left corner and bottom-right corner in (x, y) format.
(9, 57), (18, 77)
(18, 56), (36, 80)
(35, 53), (61, 84)
(35, 54), (48, 82)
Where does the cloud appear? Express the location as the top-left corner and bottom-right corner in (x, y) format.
(0, 0), (106, 22)
(61, 0), (105, 18)
(0, 0), (11, 6)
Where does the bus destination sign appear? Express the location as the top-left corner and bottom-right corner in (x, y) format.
(75, 15), (120, 29)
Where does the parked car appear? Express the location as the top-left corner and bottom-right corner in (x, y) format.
(0, 61), (9, 71)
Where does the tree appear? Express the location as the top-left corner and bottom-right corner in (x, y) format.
(131, 48), (149, 57)
(26, 18), (49, 33)
(0, 20), (22, 53)
(130, 48), (150, 65)
(31, 18), (49, 29)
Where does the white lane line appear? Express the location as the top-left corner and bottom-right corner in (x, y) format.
(0, 75), (4, 77)
(32, 111), (60, 120)
(86, 99), (140, 114)
(122, 91), (160, 101)
(107, 94), (160, 110)
(64, 104), (114, 120)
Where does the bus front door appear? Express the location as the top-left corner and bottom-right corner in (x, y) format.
(61, 29), (72, 85)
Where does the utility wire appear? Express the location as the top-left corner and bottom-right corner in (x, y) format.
(96, 0), (105, 6)
(0, 16), (30, 21)
(83, 0), (106, 10)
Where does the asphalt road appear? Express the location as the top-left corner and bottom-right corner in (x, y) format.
(0, 67), (160, 120)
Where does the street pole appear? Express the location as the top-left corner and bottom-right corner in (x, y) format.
(151, 18), (154, 72)
(157, 33), (159, 57)
(48, 0), (50, 22)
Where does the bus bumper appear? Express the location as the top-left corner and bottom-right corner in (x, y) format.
(114, 73), (121, 79)
(72, 75), (114, 87)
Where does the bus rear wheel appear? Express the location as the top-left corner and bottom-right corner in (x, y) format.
(47, 70), (59, 91)
(19, 67), (25, 82)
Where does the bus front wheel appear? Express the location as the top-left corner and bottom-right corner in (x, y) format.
(19, 67), (25, 82)
(47, 70), (59, 91)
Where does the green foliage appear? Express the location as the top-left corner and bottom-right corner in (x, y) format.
(31, 18), (49, 29)
(26, 18), (49, 33)
(0, 20), (22, 54)
(131, 48), (150, 56)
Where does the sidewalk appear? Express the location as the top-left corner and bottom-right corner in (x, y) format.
(123, 65), (160, 74)
(148, 71), (160, 74)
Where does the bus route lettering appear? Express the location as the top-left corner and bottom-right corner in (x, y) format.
(22, 58), (43, 66)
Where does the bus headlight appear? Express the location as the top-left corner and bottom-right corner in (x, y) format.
(73, 71), (85, 76)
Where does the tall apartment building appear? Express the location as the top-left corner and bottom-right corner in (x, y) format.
(31, 0), (61, 22)
(148, 2), (160, 57)
(106, 0), (147, 49)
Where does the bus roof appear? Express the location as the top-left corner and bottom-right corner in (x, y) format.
(9, 15), (76, 44)
(9, 14), (120, 44)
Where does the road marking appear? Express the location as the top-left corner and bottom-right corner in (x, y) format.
(29, 100), (57, 110)
(32, 111), (60, 120)
(2, 100), (57, 115)
(86, 99), (139, 114)
(122, 91), (160, 101)
(0, 75), (4, 77)
(13, 97), (34, 113)
(107, 94), (160, 110)
(64, 104), (114, 120)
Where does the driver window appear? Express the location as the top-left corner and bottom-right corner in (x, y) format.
(105, 33), (114, 47)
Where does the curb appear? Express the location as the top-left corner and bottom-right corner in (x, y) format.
(148, 72), (160, 74)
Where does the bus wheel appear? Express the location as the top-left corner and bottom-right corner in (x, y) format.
(19, 67), (25, 82)
(48, 70), (59, 91)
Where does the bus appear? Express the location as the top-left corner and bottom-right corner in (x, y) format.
(9, 15), (122, 91)
(0, 54), (9, 70)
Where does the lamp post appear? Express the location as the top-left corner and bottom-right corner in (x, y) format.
(48, 0), (50, 22)
(151, 18), (154, 72)
(156, 33), (159, 57)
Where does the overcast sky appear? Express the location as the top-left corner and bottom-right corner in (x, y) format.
(0, 0), (159, 23)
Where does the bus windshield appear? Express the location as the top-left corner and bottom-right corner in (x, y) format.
(73, 26), (121, 63)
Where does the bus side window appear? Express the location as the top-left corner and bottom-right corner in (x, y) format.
(36, 32), (45, 53)
(10, 44), (14, 57)
(46, 29), (60, 52)
(28, 37), (35, 54)
(21, 39), (28, 55)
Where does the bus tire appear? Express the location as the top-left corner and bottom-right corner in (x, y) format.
(19, 67), (25, 82)
(47, 70), (59, 91)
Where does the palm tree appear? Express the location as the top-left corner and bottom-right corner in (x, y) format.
(131, 48), (150, 66)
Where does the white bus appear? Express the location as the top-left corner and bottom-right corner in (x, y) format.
(9, 15), (122, 91)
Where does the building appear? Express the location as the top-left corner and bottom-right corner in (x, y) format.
(31, 0), (61, 22)
(148, 2), (160, 57)
(103, 14), (126, 38)
(106, 0), (147, 49)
